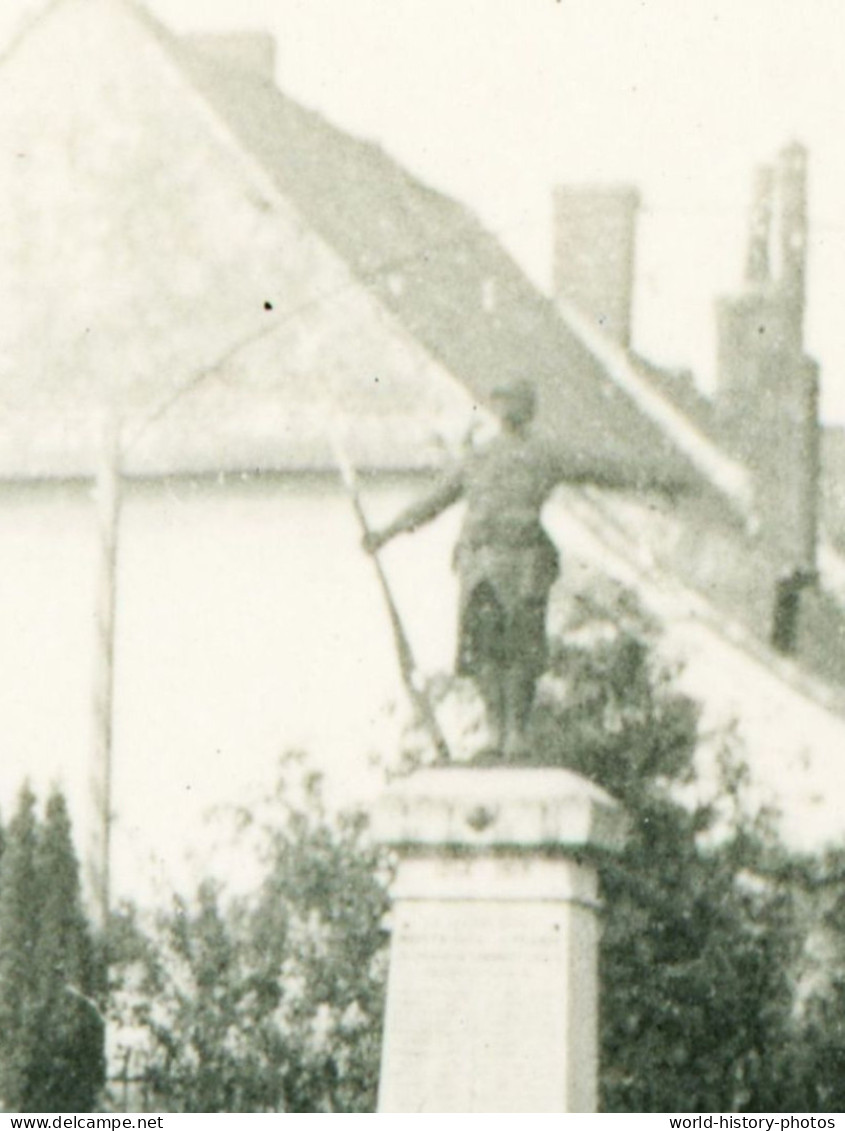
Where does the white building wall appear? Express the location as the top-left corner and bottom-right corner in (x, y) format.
(0, 475), (461, 904)
(6, 474), (845, 911)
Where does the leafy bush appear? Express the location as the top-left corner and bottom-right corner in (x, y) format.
(530, 588), (803, 1111)
(110, 761), (389, 1113)
(112, 586), (845, 1112)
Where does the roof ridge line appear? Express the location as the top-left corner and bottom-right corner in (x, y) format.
(0, 0), (157, 72)
(0, 0), (71, 69)
(568, 486), (845, 722)
(555, 295), (753, 516)
(97, 6), (485, 445)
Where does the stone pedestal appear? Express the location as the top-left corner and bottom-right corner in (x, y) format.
(372, 767), (626, 1114)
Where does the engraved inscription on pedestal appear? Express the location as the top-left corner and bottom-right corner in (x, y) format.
(374, 768), (624, 1114)
(378, 896), (596, 1113)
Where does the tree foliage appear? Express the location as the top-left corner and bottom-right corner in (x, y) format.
(0, 786), (104, 1113)
(114, 585), (845, 1112)
(111, 761), (389, 1113)
(529, 585), (830, 1112)
(29, 793), (106, 1112)
(0, 785), (39, 1112)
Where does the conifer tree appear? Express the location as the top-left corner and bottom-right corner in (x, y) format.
(29, 790), (105, 1112)
(0, 785), (40, 1111)
(0, 787), (104, 1112)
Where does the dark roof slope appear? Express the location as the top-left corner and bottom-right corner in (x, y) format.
(0, 0), (733, 495)
(157, 23), (710, 493)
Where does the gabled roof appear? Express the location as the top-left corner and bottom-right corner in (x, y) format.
(0, 0), (475, 475)
(0, 0), (750, 501)
(171, 23), (743, 497)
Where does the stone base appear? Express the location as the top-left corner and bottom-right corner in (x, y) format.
(372, 767), (626, 1114)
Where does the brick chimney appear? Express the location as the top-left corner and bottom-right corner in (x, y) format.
(715, 142), (819, 650)
(744, 164), (774, 286)
(185, 32), (277, 82)
(552, 185), (640, 347)
(778, 141), (808, 348)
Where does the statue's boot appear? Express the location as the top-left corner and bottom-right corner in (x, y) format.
(501, 665), (537, 762)
(474, 663), (506, 758)
(502, 726), (526, 762)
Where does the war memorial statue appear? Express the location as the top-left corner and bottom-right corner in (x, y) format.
(365, 379), (646, 759)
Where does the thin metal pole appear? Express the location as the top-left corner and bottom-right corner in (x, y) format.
(90, 416), (121, 933)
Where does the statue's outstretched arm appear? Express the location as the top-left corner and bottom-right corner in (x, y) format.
(547, 444), (692, 497)
(365, 470), (463, 552)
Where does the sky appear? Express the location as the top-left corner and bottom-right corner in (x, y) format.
(2, 0), (845, 418)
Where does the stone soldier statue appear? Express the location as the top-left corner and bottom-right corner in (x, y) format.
(364, 379), (641, 759)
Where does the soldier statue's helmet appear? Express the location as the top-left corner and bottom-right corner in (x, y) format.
(490, 379), (537, 422)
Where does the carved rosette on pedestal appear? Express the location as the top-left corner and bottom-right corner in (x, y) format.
(372, 767), (627, 1114)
